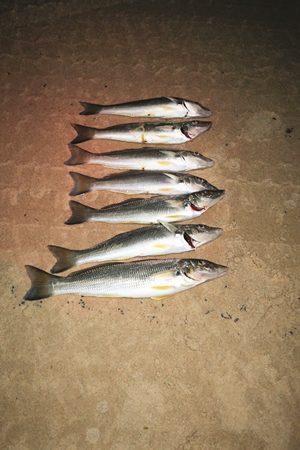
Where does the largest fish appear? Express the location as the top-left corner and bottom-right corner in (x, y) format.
(65, 190), (225, 225)
(79, 96), (211, 118)
(70, 120), (211, 145)
(24, 258), (227, 301)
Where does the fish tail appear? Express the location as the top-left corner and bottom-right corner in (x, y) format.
(65, 200), (95, 225)
(48, 245), (79, 273)
(64, 144), (93, 166)
(24, 265), (59, 300)
(70, 123), (97, 144)
(69, 172), (98, 196)
(79, 101), (103, 115)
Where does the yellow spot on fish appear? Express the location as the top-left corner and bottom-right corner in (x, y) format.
(166, 215), (184, 219)
(152, 285), (173, 290)
(157, 134), (168, 139)
(158, 161), (171, 166)
(159, 188), (173, 193)
(152, 243), (170, 249)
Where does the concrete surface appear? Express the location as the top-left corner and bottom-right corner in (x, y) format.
(0, 1), (299, 449)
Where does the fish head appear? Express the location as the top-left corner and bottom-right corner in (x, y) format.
(181, 224), (223, 248)
(180, 259), (228, 283)
(183, 100), (212, 118)
(180, 121), (212, 140)
(186, 189), (225, 211)
(174, 173), (211, 192)
(178, 150), (214, 170)
(183, 174), (218, 192)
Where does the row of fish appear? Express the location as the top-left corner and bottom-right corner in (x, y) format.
(24, 96), (227, 301)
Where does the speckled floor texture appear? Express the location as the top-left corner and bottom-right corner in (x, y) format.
(0, 0), (299, 449)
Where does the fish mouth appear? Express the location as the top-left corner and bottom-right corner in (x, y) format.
(189, 189), (225, 210)
(180, 121), (212, 140)
(189, 227), (223, 246)
(197, 105), (212, 118)
(187, 263), (228, 282)
(189, 152), (214, 168)
(183, 101), (212, 118)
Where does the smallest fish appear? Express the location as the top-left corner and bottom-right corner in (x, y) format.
(79, 96), (211, 118)
(69, 171), (218, 196)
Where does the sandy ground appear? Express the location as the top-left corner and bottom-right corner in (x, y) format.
(0, 0), (299, 449)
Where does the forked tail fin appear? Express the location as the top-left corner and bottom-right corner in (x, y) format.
(79, 101), (103, 115)
(64, 144), (93, 166)
(69, 172), (98, 196)
(24, 265), (60, 300)
(48, 245), (79, 273)
(70, 123), (97, 144)
(65, 200), (96, 225)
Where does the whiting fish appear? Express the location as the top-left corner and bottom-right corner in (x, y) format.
(79, 96), (211, 118)
(48, 222), (223, 273)
(65, 145), (214, 172)
(24, 258), (227, 301)
(65, 190), (225, 225)
(70, 120), (211, 145)
(69, 170), (218, 196)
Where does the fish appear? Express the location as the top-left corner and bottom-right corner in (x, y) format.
(69, 170), (218, 196)
(24, 258), (228, 301)
(70, 120), (211, 145)
(65, 145), (214, 172)
(79, 96), (211, 118)
(65, 189), (225, 225)
(48, 223), (223, 273)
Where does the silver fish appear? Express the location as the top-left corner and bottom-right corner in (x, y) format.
(65, 145), (214, 172)
(24, 258), (227, 301)
(48, 223), (223, 273)
(65, 190), (225, 225)
(70, 120), (211, 145)
(79, 96), (211, 118)
(69, 170), (218, 196)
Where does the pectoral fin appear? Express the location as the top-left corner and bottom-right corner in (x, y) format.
(163, 172), (180, 181)
(150, 271), (174, 280)
(158, 220), (177, 233)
